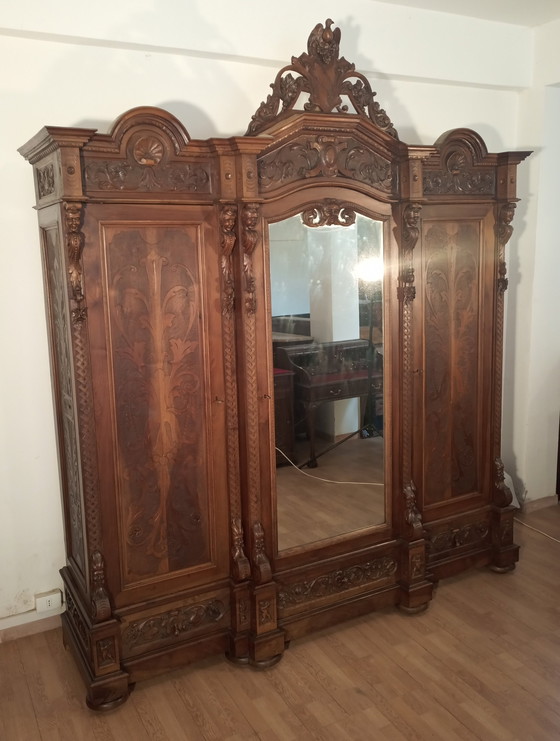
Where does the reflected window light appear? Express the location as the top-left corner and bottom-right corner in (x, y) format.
(353, 256), (383, 284)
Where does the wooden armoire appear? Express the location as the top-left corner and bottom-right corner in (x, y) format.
(19, 19), (530, 710)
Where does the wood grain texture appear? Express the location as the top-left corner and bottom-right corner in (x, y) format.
(1, 506), (559, 739)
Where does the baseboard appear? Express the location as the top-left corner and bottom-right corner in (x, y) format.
(520, 494), (559, 513)
(0, 611), (62, 643)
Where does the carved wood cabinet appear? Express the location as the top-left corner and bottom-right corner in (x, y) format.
(19, 19), (529, 710)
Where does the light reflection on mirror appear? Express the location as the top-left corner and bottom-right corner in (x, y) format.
(269, 212), (386, 552)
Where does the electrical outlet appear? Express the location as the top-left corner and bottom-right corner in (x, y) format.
(35, 589), (62, 613)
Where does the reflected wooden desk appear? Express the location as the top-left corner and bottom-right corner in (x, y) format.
(276, 340), (383, 468)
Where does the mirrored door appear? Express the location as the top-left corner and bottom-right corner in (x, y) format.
(268, 210), (387, 552)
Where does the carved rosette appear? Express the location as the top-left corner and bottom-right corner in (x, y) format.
(277, 557), (398, 609)
(301, 199), (356, 228)
(246, 19), (398, 139)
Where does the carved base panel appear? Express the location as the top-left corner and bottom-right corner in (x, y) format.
(425, 508), (518, 579)
(276, 548), (399, 621)
(280, 584), (400, 643)
(118, 585), (230, 660)
(60, 612), (130, 712)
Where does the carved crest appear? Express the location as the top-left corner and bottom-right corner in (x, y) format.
(246, 19), (398, 139)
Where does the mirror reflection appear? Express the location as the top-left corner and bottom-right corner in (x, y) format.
(269, 212), (385, 551)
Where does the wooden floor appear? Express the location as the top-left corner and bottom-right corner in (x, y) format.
(277, 435), (385, 550)
(2, 504), (560, 740)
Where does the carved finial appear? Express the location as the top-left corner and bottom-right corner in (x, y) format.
(246, 20), (398, 138)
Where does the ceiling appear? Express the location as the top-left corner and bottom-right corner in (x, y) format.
(376, 0), (560, 27)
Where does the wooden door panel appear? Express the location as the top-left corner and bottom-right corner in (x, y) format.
(84, 207), (229, 602)
(416, 207), (494, 514)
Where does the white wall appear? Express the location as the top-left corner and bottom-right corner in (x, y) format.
(0, 0), (552, 627)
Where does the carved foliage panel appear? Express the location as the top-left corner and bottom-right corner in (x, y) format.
(257, 134), (394, 195)
(42, 226), (86, 579)
(102, 223), (215, 584)
(277, 554), (398, 617)
(120, 587), (230, 658)
(422, 220), (480, 503)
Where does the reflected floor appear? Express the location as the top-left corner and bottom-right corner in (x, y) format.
(276, 435), (385, 551)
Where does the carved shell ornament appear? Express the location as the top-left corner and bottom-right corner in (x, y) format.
(246, 19), (398, 139)
(132, 135), (164, 166)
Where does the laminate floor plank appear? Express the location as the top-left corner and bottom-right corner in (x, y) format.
(2, 504), (560, 740)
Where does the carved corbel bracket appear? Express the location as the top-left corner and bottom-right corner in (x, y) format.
(496, 202), (516, 293)
(90, 550), (112, 623)
(220, 203), (237, 316)
(251, 521), (272, 584)
(493, 457), (514, 508)
(404, 480), (424, 539)
(241, 202), (260, 314)
(397, 202), (421, 304)
(64, 201), (88, 323)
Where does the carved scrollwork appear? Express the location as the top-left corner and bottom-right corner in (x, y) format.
(84, 159), (210, 193)
(301, 199), (356, 228)
(246, 19), (398, 139)
(257, 135), (393, 193)
(429, 521), (489, 554)
(278, 557), (397, 609)
(423, 147), (495, 195)
(123, 599), (226, 650)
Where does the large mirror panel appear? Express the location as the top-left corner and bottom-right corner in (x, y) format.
(269, 211), (386, 552)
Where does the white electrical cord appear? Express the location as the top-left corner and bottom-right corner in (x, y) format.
(275, 447), (384, 487)
(514, 517), (560, 544)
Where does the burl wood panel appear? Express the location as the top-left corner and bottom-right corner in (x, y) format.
(102, 223), (212, 583)
(422, 220), (480, 504)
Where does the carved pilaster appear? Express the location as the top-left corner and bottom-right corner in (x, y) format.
(219, 204), (251, 581)
(64, 202), (103, 567)
(399, 203), (422, 527)
(493, 202), (516, 504)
